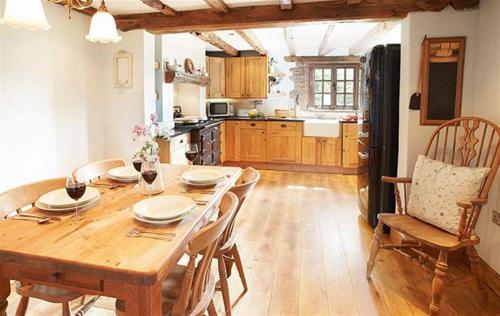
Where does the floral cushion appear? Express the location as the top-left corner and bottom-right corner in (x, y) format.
(407, 155), (490, 235)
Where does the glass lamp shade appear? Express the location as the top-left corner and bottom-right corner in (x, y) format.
(86, 10), (122, 44)
(0, 0), (51, 31)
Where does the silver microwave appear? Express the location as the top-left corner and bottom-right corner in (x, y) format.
(207, 102), (234, 117)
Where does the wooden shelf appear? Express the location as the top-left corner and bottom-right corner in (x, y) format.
(164, 70), (211, 87)
(268, 72), (286, 77)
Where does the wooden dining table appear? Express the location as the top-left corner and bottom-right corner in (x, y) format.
(0, 164), (241, 316)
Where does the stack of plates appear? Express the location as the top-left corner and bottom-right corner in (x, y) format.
(35, 187), (101, 212)
(108, 166), (139, 182)
(180, 169), (226, 187)
(133, 195), (196, 225)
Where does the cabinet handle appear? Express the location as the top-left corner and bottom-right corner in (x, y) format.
(251, 123), (256, 127)
(280, 124), (287, 128)
(180, 139), (184, 144)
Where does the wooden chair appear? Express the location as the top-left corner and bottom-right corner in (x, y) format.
(216, 168), (260, 316)
(0, 178), (85, 316)
(366, 117), (500, 315)
(115, 191), (239, 316)
(72, 159), (125, 182)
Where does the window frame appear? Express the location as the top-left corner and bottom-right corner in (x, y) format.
(308, 63), (360, 111)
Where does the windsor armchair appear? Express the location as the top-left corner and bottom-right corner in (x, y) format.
(365, 117), (500, 315)
(72, 159), (125, 183)
(0, 178), (85, 316)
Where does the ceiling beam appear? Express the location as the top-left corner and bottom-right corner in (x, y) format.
(284, 27), (296, 57)
(349, 21), (400, 55)
(235, 30), (266, 55)
(191, 32), (238, 56)
(203, 0), (229, 13)
(53, 3), (97, 16)
(318, 24), (336, 56)
(114, 0), (477, 34)
(141, 0), (177, 16)
(280, 0), (293, 10)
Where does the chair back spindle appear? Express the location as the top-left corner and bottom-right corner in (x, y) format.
(72, 159), (125, 183)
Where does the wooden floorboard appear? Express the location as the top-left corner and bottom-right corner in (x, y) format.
(5, 169), (500, 315)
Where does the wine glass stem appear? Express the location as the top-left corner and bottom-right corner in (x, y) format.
(75, 202), (79, 219)
(149, 184), (152, 197)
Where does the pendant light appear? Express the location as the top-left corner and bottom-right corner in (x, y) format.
(86, 0), (121, 44)
(0, 0), (51, 31)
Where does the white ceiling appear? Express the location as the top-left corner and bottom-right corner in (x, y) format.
(98, 0), (340, 15)
(204, 22), (401, 57)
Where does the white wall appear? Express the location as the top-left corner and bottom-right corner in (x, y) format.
(0, 2), (93, 191)
(471, 0), (500, 272)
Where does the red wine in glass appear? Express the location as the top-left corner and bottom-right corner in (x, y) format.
(66, 177), (86, 220)
(141, 170), (158, 184)
(132, 160), (142, 172)
(185, 144), (199, 168)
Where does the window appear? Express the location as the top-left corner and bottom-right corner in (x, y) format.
(309, 64), (360, 111)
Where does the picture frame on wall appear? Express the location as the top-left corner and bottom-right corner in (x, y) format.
(113, 50), (133, 89)
(420, 37), (466, 125)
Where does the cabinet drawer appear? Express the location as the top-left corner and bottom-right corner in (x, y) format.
(240, 121), (266, 129)
(170, 133), (190, 151)
(267, 121), (302, 131)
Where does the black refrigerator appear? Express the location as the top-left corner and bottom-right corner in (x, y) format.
(357, 44), (400, 228)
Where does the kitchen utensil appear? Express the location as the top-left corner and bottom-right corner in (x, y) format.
(126, 230), (172, 241)
(17, 213), (61, 221)
(127, 228), (176, 237)
(11, 215), (50, 224)
(410, 35), (426, 110)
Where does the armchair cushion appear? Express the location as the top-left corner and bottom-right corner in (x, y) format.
(407, 155), (490, 235)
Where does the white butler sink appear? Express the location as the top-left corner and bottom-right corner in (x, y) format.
(303, 119), (340, 137)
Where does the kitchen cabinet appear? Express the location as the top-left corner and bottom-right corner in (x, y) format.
(158, 133), (190, 165)
(301, 137), (341, 166)
(266, 122), (302, 163)
(224, 120), (241, 162)
(225, 57), (268, 99)
(342, 122), (359, 168)
(241, 129), (267, 162)
(191, 122), (222, 166)
(220, 122), (226, 163)
(206, 57), (225, 98)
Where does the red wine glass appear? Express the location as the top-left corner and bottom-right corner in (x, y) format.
(185, 144), (199, 169)
(141, 161), (158, 197)
(66, 176), (86, 220)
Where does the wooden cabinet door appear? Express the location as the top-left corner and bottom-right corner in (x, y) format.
(220, 122), (226, 163)
(245, 57), (268, 98)
(266, 130), (301, 163)
(302, 137), (321, 165)
(241, 129), (267, 162)
(207, 57), (225, 98)
(225, 58), (245, 98)
(224, 121), (240, 161)
(322, 138), (342, 167)
(342, 123), (359, 167)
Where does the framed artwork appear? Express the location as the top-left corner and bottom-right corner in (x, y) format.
(420, 37), (466, 125)
(113, 50), (133, 89)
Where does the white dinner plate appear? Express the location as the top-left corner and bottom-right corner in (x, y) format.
(108, 166), (139, 180)
(108, 175), (139, 183)
(38, 187), (100, 209)
(35, 195), (100, 212)
(133, 195), (196, 220)
(179, 177), (221, 188)
(181, 169), (226, 184)
(132, 211), (191, 226)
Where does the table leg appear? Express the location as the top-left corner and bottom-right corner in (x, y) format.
(124, 282), (162, 316)
(0, 277), (10, 316)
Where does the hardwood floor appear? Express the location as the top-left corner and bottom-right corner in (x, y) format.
(5, 170), (500, 315)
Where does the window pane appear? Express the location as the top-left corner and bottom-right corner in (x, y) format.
(324, 69), (331, 80)
(336, 82), (344, 93)
(315, 69), (323, 80)
(323, 94), (331, 106)
(315, 82), (323, 93)
(346, 81), (354, 93)
(324, 82), (331, 93)
(315, 94), (323, 106)
(336, 94), (344, 106)
(337, 68), (344, 80)
(346, 94), (354, 106)
(346, 68), (354, 80)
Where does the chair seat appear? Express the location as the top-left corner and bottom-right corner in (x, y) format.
(115, 264), (186, 316)
(377, 213), (473, 251)
(15, 281), (82, 303)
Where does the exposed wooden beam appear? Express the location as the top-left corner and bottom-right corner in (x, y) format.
(450, 0), (479, 9)
(141, 0), (176, 16)
(318, 24), (336, 56)
(203, 0), (229, 13)
(53, 2), (97, 17)
(192, 32), (238, 56)
(349, 21), (400, 55)
(280, 0), (293, 10)
(347, 0), (363, 4)
(285, 56), (362, 63)
(235, 30), (266, 55)
(115, 1), (421, 33)
(284, 27), (296, 57)
(415, 0), (449, 11)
